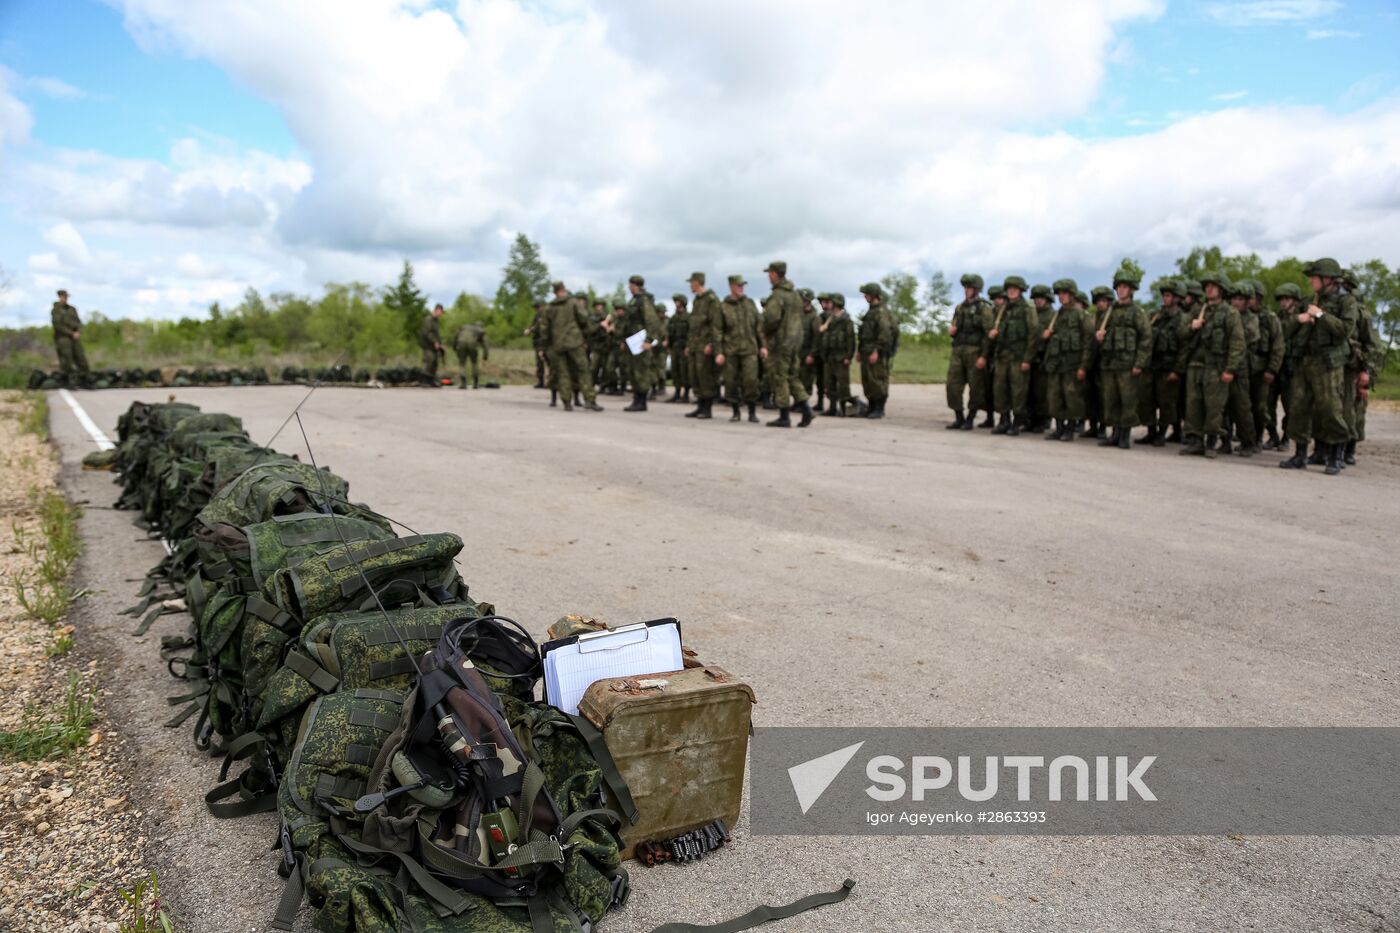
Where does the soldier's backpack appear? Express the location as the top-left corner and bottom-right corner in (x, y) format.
(196, 458), (386, 535)
(113, 402), (203, 511)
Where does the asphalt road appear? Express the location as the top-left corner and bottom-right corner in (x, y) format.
(51, 384), (1400, 933)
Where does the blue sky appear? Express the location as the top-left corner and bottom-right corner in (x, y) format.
(1, 0), (1399, 326)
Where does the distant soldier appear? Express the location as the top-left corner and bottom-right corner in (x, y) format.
(666, 294), (690, 403)
(945, 274), (992, 430)
(50, 289), (90, 382)
(805, 292), (830, 412)
(1339, 269), (1375, 466)
(452, 321), (488, 389)
(589, 299), (612, 393)
(1028, 284), (1056, 431)
(1265, 283), (1303, 446)
(716, 274), (762, 423)
(542, 282), (603, 412)
(1223, 282), (1258, 456)
(1277, 259), (1351, 474)
(759, 261), (814, 428)
(1247, 281), (1284, 453)
(1177, 271), (1244, 459)
(419, 303), (445, 387)
(988, 276), (1041, 436)
(819, 293), (856, 416)
(1138, 280), (1184, 446)
(608, 300), (629, 393)
(684, 272), (723, 420)
(979, 284), (1006, 427)
(856, 282), (898, 419)
(1042, 279), (1092, 441)
(1091, 271), (1151, 450)
(1082, 287), (1112, 439)
(605, 275), (661, 412)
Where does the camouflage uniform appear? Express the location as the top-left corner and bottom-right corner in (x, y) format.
(452, 323), (488, 388)
(1279, 259), (1352, 473)
(806, 293), (830, 408)
(543, 288), (601, 410)
(820, 293), (856, 415)
(1265, 284), (1302, 446)
(529, 304), (550, 389)
(685, 274), (723, 418)
(666, 296), (691, 400)
(1249, 283), (1286, 448)
(1337, 274), (1366, 453)
(1093, 275), (1151, 448)
(857, 283), (898, 419)
(1029, 285), (1056, 430)
(1224, 283), (1259, 456)
(759, 261), (811, 424)
(1082, 288), (1109, 437)
(718, 275), (762, 421)
(1043, 279), (1092, 440)
(588, 304), (612, 392)
(50, 296), (90, 379)
(1138, 281), (1184, 444)
(946, 274), (992, 427)
(620, 277), (661, 411)
(989, 277), (1042, 435)
(419, 311), (443, 383)
(798, 289), (820, 400)
(1177, 272), (1244, 458)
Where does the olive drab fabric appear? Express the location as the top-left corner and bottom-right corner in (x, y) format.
(621, 289), (661, 392)
(1139, 299), (1183, 434)
(688, 286), (723, 402)
(857, 300), (897, 404)
(419, 312), (443, 380)
(544, 293), (599, 405)
(761, 278), (809, 409)
(453, 324), (488, 386)
(1179, 297), (1244, 440)
(1095, 298), (1151, 429)
(667, 304), (690, 392)
(51, 300), (90, 377)
(719, 292), (762, 404)
(1043, 301), (1093, 424)
(991, 296), (1041, 417)
(1282, 282), (1350, 445)
(947, 296), (993, 416)
(822, 300), (856, 406)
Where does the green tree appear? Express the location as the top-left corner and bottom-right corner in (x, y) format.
(880, 271), (923, 332)
(1349, 259), (1399, 349)
(920, 271), (954, 337)
(493, 233), (551, 342)
(1115, 256), (1147, 286)
(383, 260), (428, 342)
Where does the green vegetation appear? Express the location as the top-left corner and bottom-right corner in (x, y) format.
(11, 489), (84, 625)
(0, 672), (96, 761)
(117, 871), (178, 933)
(18, 390), (48, 440)
(888, 340), (952, 384)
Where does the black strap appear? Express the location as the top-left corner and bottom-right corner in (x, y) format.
(649, 879), (856, 933)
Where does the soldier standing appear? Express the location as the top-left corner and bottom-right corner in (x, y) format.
(452, 321), (489, 389)
(988, 276), (1041, 436)
(716, 275), (762, 423)
(807, 293), (831, 412)
(1338, 270), (1372, 466)
(666, 294), (691, 403)
(1246, 282), (1284, 453)
(1081, 286), (1113, 439)
(1278, 259), (1353, 474)
(419, 303), (445, 387)
(759, 261), (814, 428)
(610, 275), (660, 412)
(542, 283), (603, 412)
(1342, 271), (1383, 466)
(528, 301), (550, 389)
(50, 289), (90, 383)
(979, 284), (1006, 427)
(945, 274), (992, 430)
(819, 293), (855, 416)
(589, 299), (612, 394)
(856, 283), (898, 419)
(1266, 283), (1302, 446)
(797, 288), (819, 405)
(1177, 271), (1244, 459)
(1029, 284), (1055, 431)
(608, 300), (629, 394)
(1092, 271), (1151, 450)
(1138, 280), (1184, 446)
(684, 273), (722, 420)
(1222, 282), (1258, 456)
(1042, 279), (1092, 441)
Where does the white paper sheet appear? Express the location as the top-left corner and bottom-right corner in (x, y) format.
(625, 329), (648, 356)
(543, 621), (683, 715)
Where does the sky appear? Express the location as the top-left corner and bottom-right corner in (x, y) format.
(1, 0), (1399, 326)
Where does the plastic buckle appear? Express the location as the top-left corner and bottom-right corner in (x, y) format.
(279, 822), (296, 875)
(609, 873), (630, 908)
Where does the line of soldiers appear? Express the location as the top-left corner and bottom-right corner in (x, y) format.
(524, 263), (901, 427)
(944, 258), (1384, 475)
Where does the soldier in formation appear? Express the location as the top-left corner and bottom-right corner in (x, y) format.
(665, 294), (691, 403)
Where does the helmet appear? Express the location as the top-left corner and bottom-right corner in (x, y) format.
(859, 282), (884, 298)
(960, 273), (984, 290)
(1112, 270), (1141, 288)
(1003, 275), (1028, 292)
(1197, 270), (1228, 288)
(1274, 283), (1301, 300)
(1231, 281), (1254, 299)
(1052, 277), (1078, 294)
(1158, 279), (1183, 297)
(1304, 257), (1343, 278)
(988, 285), (1005, 299)
(1030, 284), (1052, 300)
(1090, 286), (1112, 302)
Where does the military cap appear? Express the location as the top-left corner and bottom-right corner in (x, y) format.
(859, 282), (884, 297)
(1274, 283), (1302, 300)
(672, 293), (687, 302)
(1003, 275), (1028, 292)
(988, 284), (1005, 299)
(1090, 286), (1113, 301)
(688, 271), (706, 285)
(1052, 277), (1078, 294)
(830, 292), (846, 307)
(1304, 257), (1343, 278)
(765, 260), (787, 276)
(1185, 279), (1204, 298)
(1197, 270), (1227, 288)
(57, 288), (68, 296)
(1158, 279), (1183, 297)
(959, 273), (984, 290)
(728, 274), (747, 286)
(1030, 284), (1052, 299)
(628, 274), (646, 286)
(551, 280), (566, 291)
(798, 287), (815, 301)
(1112, 270), (1141, 288)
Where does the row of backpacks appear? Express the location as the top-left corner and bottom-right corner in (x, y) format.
(28, 366), (441, 391)
(109, 400), (633, 933)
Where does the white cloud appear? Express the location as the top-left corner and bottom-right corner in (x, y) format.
(1205, 0), (1340, 26)
(1306, 28), (1361, 39)
(42, 221), (91, 264)
(26, 76), (88, 100)
(1212, 90), (1250, 101)
(0, 68), (34, 153)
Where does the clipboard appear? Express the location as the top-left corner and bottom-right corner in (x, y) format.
(625, 329), (648, 356)
(540, 617), (683, 715)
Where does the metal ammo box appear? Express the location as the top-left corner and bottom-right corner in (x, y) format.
(578, 666), (755, 860)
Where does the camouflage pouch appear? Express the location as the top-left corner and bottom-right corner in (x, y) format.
(269, 532), (467, 623)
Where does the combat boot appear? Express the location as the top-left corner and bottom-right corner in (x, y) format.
(728, 403), (741, 422)
(562, 397), (573, 412)
(977, 411), (994, 428)
(1203, 435), (1219, 459)
(1324, 443), (1342, 476)
(1044, 419), (1060, 440)
(1059, 422), (1075, 442)
(1082, 422), (1100, 439)
(1166, 423), (1182, 443)
(1097, 427), (1117, 447)
(473, 376), (479, 389)
(1307, 442), (1326, 465)
(797, 401), (814, 428)
(1151, 427), (1166, 448)
(624, 392), (647, 412)
(748, 403), (759, 423)
(1179, 436), (1205, 456)
(768, 407), (792, 428)
(666, 389), (682, 403)
(695, 399), (712, 419)
(947, 412), (965, 430)
(1344, 440), (1357, 466)
(1279, 441), (1307, 469)
(992, 413), (1009, 435)
(1237, 442), (1255, 458)
(1142, 426), (1157, 445)
(1263, 426), (1280, 450)
(1007, 416), (1021, 437)
(685, 399), (705, 418)
(574, 391), (582, 407)
(458, 376), (467, 389)
(1117, 429), (1131, 450)
(821, 401), (839, 416)
(583, 400), (604, 411)
(1219, 435), (1233, 456)
(867, 399), (885, 420)
(549, 389), (558, 408)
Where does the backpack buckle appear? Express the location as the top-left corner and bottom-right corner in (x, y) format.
(609, 873), (630, 908)
(278, 821), (296, 874)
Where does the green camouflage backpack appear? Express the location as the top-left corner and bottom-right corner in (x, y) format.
(196, 458), (387, 534)
(114, 402), (203, 511)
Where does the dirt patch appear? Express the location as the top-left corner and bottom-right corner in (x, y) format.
(0, 394), (153, 933)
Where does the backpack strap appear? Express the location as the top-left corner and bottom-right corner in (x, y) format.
(565, 712), (639, 825)
(648, 879), (856, 933)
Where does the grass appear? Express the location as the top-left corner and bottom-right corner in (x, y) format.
(117, 871), (178, 933)
(11, 490), (84, 625)
(17, 390), (48, 440)
(0, 672), (96, 761)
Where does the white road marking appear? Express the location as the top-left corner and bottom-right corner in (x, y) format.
(57, 388), (115, 450)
